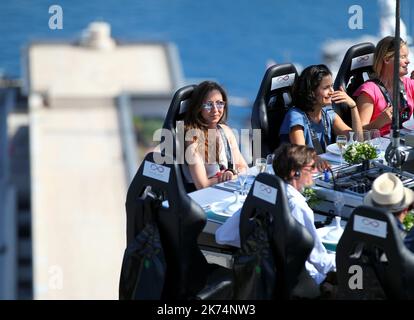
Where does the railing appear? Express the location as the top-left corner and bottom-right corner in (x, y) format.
(0, 88), (13, 181)
(117, 93), (140, 184)
(0, 88), (17, 299)
(0, 184), (17, 299)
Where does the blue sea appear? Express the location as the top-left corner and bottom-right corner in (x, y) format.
(1, 0), (413, 128)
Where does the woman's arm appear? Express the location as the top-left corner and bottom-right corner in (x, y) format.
(331, 87), (363, 137)
(186, 142), (219, 189)
(356, 93), (392, 130)
(289, 125), (306, 145)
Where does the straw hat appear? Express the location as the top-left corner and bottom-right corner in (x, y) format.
(364, 172), (414, 212)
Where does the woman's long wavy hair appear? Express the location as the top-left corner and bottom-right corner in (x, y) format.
(292, 64), (332, 113)
(184, 81), (228, 163)
(373, 36), (407, 77)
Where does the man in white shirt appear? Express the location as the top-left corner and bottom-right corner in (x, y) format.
(216, 143), (336, 285)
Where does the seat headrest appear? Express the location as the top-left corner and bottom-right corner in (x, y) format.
(334, 42), (375, 85)
(336, 205), (403, 258)
(179, 98), (191, 115)
(162, 85), (196, 130)
(334, 42), (375, 103)
(251, 63), (298, 157)
(240, 173), (291, 224)
(141, 158), (173, 184)
(340, 205), (393, 241)
(127, 152), (182, 200)
(350, 52), (374, 71)
(250, 174), (279, 205)
(351, 210), (389, 239)
(270, 71), (296, 91)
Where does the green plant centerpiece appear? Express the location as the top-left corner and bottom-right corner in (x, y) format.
(343, 141), (378, 164)
(303, 187), (322, 209)
(404, 211), (414, 231)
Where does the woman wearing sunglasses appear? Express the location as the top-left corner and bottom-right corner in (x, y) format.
(183, 81), (248, 190)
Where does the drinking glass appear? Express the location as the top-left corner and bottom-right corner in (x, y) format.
(348, 131), (355, 144)
(334, 191), (345, 217)
(255, 158), (266, 174)
(336, 135), (348, 165)
(355, 130), (370, 142)
(363, 130), (371, 142)
(370, 129), (381, 151)
(238, 172), (248, 195)
(265, 154), (275, 174)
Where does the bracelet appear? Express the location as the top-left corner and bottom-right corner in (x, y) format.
(349, 104), (357, 109)
(224, 168), (237, 175)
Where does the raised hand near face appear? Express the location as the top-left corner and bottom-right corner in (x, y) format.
(331, 86), (356, 109)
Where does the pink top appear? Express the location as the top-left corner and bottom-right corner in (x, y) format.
(354, 77), (414, 136)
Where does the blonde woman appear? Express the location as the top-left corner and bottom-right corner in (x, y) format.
(355, 36), (414, 136)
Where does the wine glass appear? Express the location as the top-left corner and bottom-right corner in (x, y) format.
(370, 129), (381, 151)
(363, 130), (371, 142)
(255, 158), (266, 174)
(334, 191), (345, 217)
(348, 131), (355, 144)
(336, 135), (348, 166)
(238, 172), (248, 196)
(355, 130), (370, 142)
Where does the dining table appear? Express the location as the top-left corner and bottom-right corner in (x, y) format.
(192, 132), (414, 254)
(190, 167), (338, 253)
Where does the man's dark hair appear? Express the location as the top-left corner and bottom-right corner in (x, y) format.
(273, 143), (317, 181)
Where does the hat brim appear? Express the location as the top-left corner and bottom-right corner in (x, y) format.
(364, 187), (414, 212)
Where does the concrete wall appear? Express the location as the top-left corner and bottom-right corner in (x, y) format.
(30, 100), (127, 299)
(25, 42), (178, 99)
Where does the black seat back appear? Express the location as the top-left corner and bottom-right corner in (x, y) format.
(333, 42), (375, 126)
(336, 205), (414, 299)
(125, 152), (209, 299)
(238, 173), (316, 299)
(161, 85), (196, 192)
(162, 85), (196, 159)
(251, 64), (298, 158)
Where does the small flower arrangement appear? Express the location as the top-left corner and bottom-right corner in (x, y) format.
(404, 212), (414, 231)
(343, 142), (378, 164)
(303, 187), (322, 209)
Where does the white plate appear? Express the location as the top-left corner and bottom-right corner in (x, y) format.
(326, 143), (342, 156)
(210, 199), (243, 217)
(402, 120), (414, 131)
(316, 227), (339, 253)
